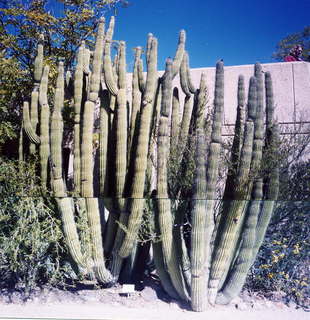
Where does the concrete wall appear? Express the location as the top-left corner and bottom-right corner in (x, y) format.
(125, 61), (310, 135)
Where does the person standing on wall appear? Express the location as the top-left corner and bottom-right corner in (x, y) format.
(284, 45), (303, 62)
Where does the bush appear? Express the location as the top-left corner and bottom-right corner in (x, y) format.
(0, 158), (73, 297)
(246, 160), (310, 309)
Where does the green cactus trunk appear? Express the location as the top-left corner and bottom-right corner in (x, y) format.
(39, 65), (50, 187)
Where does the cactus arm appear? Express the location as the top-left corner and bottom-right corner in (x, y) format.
(73, 42), (85, 195)
(146, 33), (153, 66)
(107, 41), (129, 281)
(29, 84), (40, 154)
(57, 197), (90, 271)
(34, 34), (44, 83)
(216, 185), (263, 304)
(170, 87), (180, 148)
(251, 72), (279, 261)
(103, 17), (118, 96)
(89, 17), (105, 102)
(99, 89), (110, 197)
(217, 71), (265, 303)
(223, 75), (245, 200)
(129, 47), (142, 152)
(209, 76), (256, 305)
(211, 61), (224, 144)
(137, 57), (145, 92)
(152, 202), (180, 300)
(178, 95), (194, 158)
(171, 30), (186, 79)
(80, 101), (95, 197)
(114, 42), (127, 199)
(39, 65), (50, 187)
(118, 37), (158, 258)
(180, 54), (191, 97)
(191, 73), (221, 311)
(22, 101), (40, 145)
(184, 52), (196, 94)
(85, 197), (113, 284)
(50, 61), (65, 196)
(195, 73), (208, 129)
(155, 59), (189, 301)
(117, 41), (126, 90)
(191, 129), (208, 311)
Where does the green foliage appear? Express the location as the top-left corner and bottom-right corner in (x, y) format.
(272, 26), (310, 61)
(0, 158), (72, 296)
(0, 53), (29, 148)
(0, 0), (124, 156)
(247, 160), (310, 309)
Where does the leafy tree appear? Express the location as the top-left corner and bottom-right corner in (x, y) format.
(0, 0), (127, 155)
(272, 26), (310, 61)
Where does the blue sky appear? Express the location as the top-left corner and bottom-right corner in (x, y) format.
(52, 0), (310, 69)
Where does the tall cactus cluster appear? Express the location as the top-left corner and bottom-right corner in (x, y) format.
(20, 17), (279, 312)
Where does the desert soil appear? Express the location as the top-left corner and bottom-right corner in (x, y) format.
(0, 283), (308, 320)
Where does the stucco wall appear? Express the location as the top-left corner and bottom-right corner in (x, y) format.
(125, 61), (310, 135)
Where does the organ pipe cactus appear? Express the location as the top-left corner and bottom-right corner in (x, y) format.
(19, 17), (280, 312)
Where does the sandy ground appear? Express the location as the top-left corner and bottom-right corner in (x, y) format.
(0, 300), (309, 320)
(0, 284), (308, 320)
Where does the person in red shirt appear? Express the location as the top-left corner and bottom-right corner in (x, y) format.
(284, 45), (303, 62)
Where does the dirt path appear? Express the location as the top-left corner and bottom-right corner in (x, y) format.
(0, 301), (308, 320)
(0, 284), (308, 320)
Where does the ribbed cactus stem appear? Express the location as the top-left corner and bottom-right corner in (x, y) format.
(57, 197), (90, 271)
(254, 63), (264, 140)
(156, 59), (189, 301)
(191, 128), (208, 311)
(103, 17), (118, 96)
(22, 101), (40, 144)
(172, 30), (186, 79)
(129, 47), (142, 152)
(117, 41), (126, 90)
(180, 54), (191, 96)
(185, 51), (196, 94)
(115, 87), (127, 198)
(178, 95), (194, 158)
(191, 69), (222, 309)
(251, 126), (279, 261)
(118, 37), (158, 258)
(29, 84), (40, 154)
(99, 90), (110, 196)
(170, 87), (180, 147)
(86, 197), (113, 284)
(80, 99), (95, 197)
(223, 75), (245, 200)
(152, 232), (180, 300)
(265, 72), (275, 132)
(209, 77), (256, 305)
(51, 61), (64, 197)
(211, 61), (224, 143)
(251, 72), (279, 261)
(89, 17), (105, 102)
(34, 34), (44, 83)
(216, 188), (263, 304)
(146, 33), (153, 65)
(247, 77), (257, 121)
(217, 78), (264, 302)
(39, 65), (50, 187)
(138, 57), (145, 92)
(73, 42), (85, 195)
(196, 73), (208, 130)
